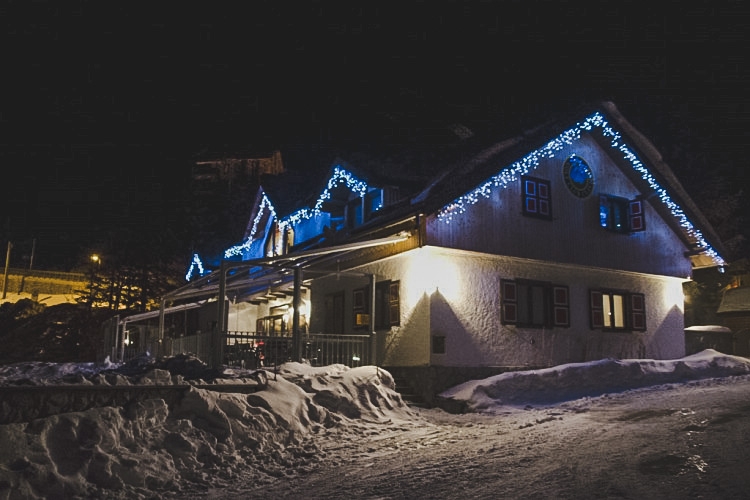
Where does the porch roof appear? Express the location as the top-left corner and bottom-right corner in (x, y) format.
(164, 231), (413, 304)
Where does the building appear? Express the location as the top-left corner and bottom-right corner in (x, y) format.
(112, 101), (726, 400)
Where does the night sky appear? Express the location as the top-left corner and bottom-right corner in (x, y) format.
(2, 2), (749, 270)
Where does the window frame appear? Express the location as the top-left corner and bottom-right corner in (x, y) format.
(501, 279), (569, 328)
(521, 175), (552, 220)
(374, 280), (400, 329)
(599, 195), (646, 233)
(589, 289), (646, 331)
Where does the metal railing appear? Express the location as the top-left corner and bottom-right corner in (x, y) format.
(120, 330), (372, 369)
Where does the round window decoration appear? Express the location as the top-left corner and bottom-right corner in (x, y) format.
(563, 154), (594, 198)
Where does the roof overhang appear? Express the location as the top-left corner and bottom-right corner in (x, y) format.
(164, 231), (413, 304)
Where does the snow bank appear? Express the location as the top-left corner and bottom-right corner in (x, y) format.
(440, 349), (750, 412)
(0, 356), (412, 499)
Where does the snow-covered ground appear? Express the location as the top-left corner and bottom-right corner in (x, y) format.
(1, 350), (749, 499)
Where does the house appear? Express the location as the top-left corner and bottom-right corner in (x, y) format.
(111, 101), (726, 400)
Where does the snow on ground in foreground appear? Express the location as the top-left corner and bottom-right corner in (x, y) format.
(0, 350), (749, 499)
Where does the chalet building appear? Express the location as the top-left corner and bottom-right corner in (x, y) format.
(110, 101), (726, 400)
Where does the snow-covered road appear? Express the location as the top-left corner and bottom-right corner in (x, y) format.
(222, 375), (750, 500)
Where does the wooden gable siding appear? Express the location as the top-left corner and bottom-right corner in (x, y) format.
(426, 132), (694, 279)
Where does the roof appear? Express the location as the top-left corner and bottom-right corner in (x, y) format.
(717, 287), (750, 314)
(246, 100), (726, 268)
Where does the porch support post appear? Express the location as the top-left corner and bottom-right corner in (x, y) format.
(214, 260), (227, 369)
(369, 273), (377, 366)
(158, 299), (166, 357)
(292, 266), (302, 362)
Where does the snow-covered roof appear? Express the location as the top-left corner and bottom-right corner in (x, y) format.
(717, 286), (750, 314)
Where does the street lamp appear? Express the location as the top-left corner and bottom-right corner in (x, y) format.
(88, 254), (101, 307)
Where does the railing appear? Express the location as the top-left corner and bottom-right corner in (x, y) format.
(128, 330), (373, 369)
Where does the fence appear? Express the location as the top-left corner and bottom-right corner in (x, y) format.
(108, 329), (372, 369)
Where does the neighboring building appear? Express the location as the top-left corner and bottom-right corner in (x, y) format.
(114, 101), (726, 398)
(717, 286), (750, 356)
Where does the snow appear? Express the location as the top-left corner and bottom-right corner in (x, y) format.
(1, 350), (749, 499)
(684, 324), (732, 333)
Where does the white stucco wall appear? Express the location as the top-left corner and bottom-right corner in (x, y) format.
(342, 246), (686, 368)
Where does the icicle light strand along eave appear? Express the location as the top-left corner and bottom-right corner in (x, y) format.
(435, 112), (725, 267)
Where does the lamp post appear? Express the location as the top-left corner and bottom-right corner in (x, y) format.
(88, 254), (101, 306)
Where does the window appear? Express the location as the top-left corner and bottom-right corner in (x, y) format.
(590, 290), (646, 331)
(375, 280), (400, 329)
(599, 195), (645, 233)
(432, 335), (446, 354)
(521, 176), (552, 219)
(352, 287), (369, 329)
(501, 279), (569, 328)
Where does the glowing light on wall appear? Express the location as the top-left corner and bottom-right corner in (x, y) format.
(402, 247), (463, 305)
(436, 112), (725, 267)
(661, 280), (685, 313)
(185, 253), (206, 281)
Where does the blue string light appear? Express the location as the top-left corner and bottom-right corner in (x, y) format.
(185, 253), (206, 281)
(223, 166), (374, 260)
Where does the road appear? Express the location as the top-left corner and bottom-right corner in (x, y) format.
(210, 375), (750, 499)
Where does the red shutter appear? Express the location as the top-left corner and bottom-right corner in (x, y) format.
(629, 200), (645, 232)
(590, 290), (604, 329)
(552, 285), (569, 327)
(629, 293), (646, 331)
(537, 182), (550, 217)
(501, 280), (518, 324)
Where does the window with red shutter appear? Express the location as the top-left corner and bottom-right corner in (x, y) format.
(521, 176), (552, 220)
(502, 279), (568, 328)
(590, 289), (646, 331)
(628, 200), (645, 232)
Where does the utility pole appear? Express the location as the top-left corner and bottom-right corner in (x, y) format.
(2, 241), (12, 299)
(28, 238), (36, 270)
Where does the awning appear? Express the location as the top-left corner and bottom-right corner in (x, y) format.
(163, 230), (413, 304)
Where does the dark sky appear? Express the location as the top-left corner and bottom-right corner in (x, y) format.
(2, 1), (749, 269)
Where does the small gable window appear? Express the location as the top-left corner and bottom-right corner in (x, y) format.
(599, 195), (645, 233)
(501, 279), (569, 328)
(589, 289), (646, 331)
(521, 176), (552, 220)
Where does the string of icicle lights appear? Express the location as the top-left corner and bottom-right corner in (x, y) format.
(184, 253), (206, 281)
(436, 111), (725, 267)
(223, 166), (373, 260)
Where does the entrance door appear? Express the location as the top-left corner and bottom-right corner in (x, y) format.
(324, 291), (345, 334)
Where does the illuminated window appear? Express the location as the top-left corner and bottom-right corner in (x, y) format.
(590, 290), (646, 331)
(521, 176), (552, 219)
(501, 279), (569, 328)
(599, 195), (645, 233)
(352, 287), (369, 329)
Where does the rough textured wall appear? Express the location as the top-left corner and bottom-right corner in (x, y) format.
(351, 246), (685, 368)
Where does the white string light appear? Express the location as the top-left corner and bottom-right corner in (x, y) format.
(436, 111), (725, 266)
(185, 253), (206, 281)
(222, 166), (374, 260)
